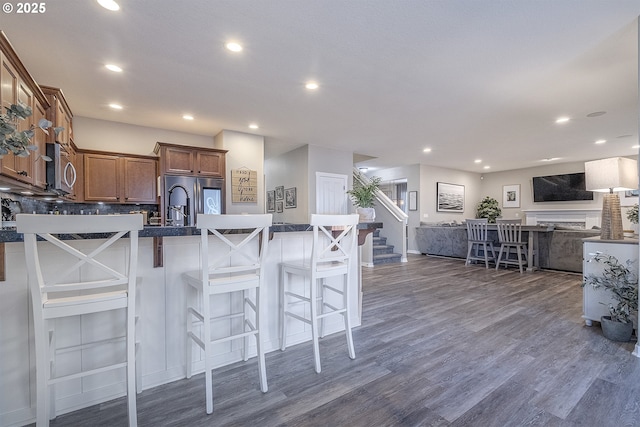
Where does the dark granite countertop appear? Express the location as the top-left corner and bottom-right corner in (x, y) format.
(0, 221), (382, 243)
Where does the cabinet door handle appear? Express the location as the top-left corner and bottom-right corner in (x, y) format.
(63, 162), (77, 188)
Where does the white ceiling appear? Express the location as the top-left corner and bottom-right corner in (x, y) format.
(1, 1), (639, 173)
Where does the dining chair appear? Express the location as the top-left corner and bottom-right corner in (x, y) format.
(17, 213), (143, 427)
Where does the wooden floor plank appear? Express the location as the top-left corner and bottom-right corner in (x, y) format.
(43, 254), (640, 427)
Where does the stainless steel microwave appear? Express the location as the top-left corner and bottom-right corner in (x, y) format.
(46, 143), (77, 195)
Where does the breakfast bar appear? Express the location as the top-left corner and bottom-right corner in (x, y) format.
(0, 221), (380, 425)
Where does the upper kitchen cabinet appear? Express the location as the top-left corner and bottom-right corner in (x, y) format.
(154, 142), (227, 178)
(83, 150), (158, 204)
(0, 32), (51, 188)
(40, 86), (73, 150)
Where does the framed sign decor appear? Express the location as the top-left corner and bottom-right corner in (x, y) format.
(502, 184), (520, 208)
(409, 191), (418, 211)
(437, 182), (464, 212)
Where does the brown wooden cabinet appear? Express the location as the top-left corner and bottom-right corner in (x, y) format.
(0, 34), (50, 189)
(83, 151), (158, 204)
(40, 86), (73, 150)
(154, 142), (226, 178)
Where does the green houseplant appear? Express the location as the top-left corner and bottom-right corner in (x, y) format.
(476, 196), (501, 223)
(583, 252), (638, 341)
(347, 176), (381, 222)
(0, 103), (58, 160)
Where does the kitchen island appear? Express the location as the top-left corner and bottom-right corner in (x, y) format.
(0, 221), (380, 426)
(415, 223), (600, 272)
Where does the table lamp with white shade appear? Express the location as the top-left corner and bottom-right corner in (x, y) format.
(585, 157), (638, 240)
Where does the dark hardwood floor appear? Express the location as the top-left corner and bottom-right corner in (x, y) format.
(44, 254), (640, 426)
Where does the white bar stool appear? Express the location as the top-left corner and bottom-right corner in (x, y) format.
(183, 214), (272, 414)
(280, 214), (359, 373)
(17, 213), (143, 427)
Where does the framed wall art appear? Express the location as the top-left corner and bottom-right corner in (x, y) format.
(276, 201), (283, 213)
(436, 182), (464, 212)
(502, 184), (520, 208)
(409, 191), (418, 211)
(285, 187), (297, 209)
(266, 190), (275, 212)
(275, 185), (284, 200)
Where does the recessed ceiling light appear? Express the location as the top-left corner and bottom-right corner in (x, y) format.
(0, 187), (10, 191)
(555, 117), (570, 124)
(617, 134), (633, 139)
(595, 139), (606, 144)
(359, 167), (368, 172)
(109, 103), (123, 110)
(249, 123), (259, 129)
(423, 148), (431, 153)
(632, 145), (640, 149)
(305, 82), (319, 90)
(586, 111), (606, 117)
(474, 159), (482, 164)
(97, 0), (120, 11)
(56, 200), (64, 204)
(43, 197), (53, 201)
(183, 115), (194, 121)
(105, 64), (122, 72)
(20, 191), (33, 195)
(542, 157), (560, 162)
(483, 165), (490, 170)
(225, 42), (243, 52)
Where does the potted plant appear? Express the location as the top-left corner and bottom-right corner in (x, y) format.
(626, 203), (638, 236)
(347, 176), (381, 222)
(583, 252), (638, 341)
(0, 103), (58, 160)
(476, 196), (501, 223)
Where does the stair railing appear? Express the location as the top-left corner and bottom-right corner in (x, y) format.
(353, 167), (408, 262)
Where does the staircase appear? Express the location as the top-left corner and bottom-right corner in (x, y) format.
(372, 229), (403, 265)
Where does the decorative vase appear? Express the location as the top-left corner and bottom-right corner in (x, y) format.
(600, 316), (634, 342)
(356, 207), (375, 222)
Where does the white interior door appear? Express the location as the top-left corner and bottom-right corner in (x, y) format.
(316, 172), (348, 214)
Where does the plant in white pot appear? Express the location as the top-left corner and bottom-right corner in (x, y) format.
(347, 176), (381, 222)
(583, 252), (638, 342)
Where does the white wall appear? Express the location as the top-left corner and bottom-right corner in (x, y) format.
(265, 145), (309, 223)
(480, 159), (638, 230)
(419, 164), (483, 223)
(214, 130), (265, 214)
(73, 117), (214, 155)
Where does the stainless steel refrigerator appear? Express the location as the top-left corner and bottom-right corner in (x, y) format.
(163, 175), (224, 226)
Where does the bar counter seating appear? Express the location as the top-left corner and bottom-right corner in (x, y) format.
(416, 222), (600, 273)
(183, 214), (272, 415)
(280, 214), (359, 373)
(17, 214), (144, 427)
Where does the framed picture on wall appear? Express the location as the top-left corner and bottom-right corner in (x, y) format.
(502, 184), (520, 208)
(276, 201), (283, 213)
(409, 191), (418, 211)
(267, 190), (275, 212)
(275, 186), (284, 200)
(285, 187), (297, 208)
(436, 182), (464, 212)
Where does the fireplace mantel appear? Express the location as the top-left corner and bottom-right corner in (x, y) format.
(523, 208), (601, 229)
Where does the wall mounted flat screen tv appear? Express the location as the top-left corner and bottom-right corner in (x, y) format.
(532, 172), (594, 202)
